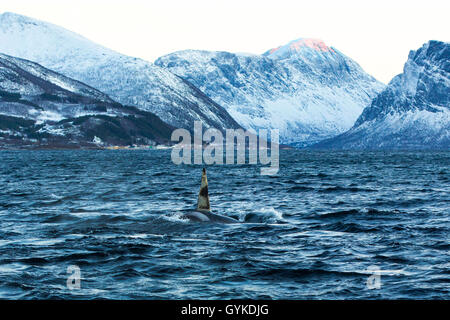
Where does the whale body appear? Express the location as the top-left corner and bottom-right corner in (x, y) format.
(184, 168), (238, 224)
(185, 210), (238, 223)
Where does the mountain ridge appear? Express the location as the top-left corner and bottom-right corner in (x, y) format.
(156, 39), (384, 145)
(0, 52), (175, 148)
(312, 40), (450, 150)
(0, 12), (241, 133)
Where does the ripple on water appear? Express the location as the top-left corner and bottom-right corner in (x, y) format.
(0, 150), (448, 299)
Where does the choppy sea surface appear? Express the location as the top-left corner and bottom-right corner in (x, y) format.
(0, 150), (449, 299)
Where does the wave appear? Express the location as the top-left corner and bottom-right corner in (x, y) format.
(318, 209), (360, 218)
(43, 213), (81, 223)
(287, 185), (315, 192)
(158, 212), (190, 224)
(243, 207), (284, 223)
(318, 186), (377, 193)
(246, 267), (362, 280)
(326, 221), (380, 233)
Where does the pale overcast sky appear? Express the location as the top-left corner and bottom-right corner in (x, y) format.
(1, 0), (449, 83)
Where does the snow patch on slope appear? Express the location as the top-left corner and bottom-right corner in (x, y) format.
(313, 41), (450, 149)
(156, 42), (384, 145)
(0, 12), (240, 131)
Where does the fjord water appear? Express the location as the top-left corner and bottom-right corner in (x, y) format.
(0, 150), (448, 299)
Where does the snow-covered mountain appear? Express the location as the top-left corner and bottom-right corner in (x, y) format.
(156, 38), (384, 145)
(0, 52), (174, 148)
(313, 41), (450, 150)
(0, 52), (114, 120)
(0, 12), (241, 132)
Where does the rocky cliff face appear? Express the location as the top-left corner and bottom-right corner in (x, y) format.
(0, 53), (174, 148)
(156, 38), (384, 145)
(0, 12), (241, 133)
(313, 41), (449, 150)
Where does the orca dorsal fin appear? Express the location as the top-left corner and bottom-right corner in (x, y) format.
(197, 168), (210, 212)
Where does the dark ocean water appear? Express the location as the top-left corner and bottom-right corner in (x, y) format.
(0, 150), (449, 299)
